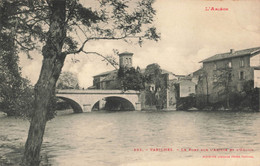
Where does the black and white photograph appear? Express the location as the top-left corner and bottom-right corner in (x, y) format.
(0, 0), (260, 165)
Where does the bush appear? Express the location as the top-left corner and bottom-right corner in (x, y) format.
(0, 78), (34, 118)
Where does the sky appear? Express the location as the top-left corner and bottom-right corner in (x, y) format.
(19, 0), (260, 88)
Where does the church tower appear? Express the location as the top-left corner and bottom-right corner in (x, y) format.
(118, 52), (133, 68)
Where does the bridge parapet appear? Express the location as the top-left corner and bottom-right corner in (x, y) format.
(56, 89), (141, 112)
(56, 89), (140, 94)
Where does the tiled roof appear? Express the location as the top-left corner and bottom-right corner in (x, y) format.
(102, 72), (118, 81)
(200, 47), (260, 63)
(118, 51), (133, 56)
(187, 68), (203, 77)
(93, 70), (117, 77)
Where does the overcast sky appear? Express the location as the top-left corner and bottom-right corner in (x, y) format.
(19, 0), (260, 88)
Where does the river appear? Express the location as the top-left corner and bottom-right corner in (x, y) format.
(1, 110), (260, 166)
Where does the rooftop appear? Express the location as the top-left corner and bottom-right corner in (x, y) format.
(200, 47), (260, 63)
(93, 70), (117, 77)
(118, 51), (134, 56)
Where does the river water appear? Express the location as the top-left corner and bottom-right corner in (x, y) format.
(1, 110), (260, 166)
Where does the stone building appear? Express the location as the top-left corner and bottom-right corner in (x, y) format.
(89, 52), (183, 110)
(91, 70), (119, 90)
(179, 80), (196, 98)
(90, 52), (133, 90)
(140, 67), (180, 110)
(197, 47), (260, 104)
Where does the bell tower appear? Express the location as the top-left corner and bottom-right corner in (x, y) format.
(118, 52), (133, 68)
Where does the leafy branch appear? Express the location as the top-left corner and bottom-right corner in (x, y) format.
(82, 50), (118, 69)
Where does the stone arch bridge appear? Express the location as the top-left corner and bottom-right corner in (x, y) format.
(56, 89), (141, 113)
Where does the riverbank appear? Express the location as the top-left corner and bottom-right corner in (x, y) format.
(0, 144), (51, 166)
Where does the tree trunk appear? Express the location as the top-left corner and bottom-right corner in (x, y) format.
(22, 1), (66, 165)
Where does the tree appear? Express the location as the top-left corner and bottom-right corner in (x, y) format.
(213, 68), (232, 108)
(0, 1), (34, 117)
(144, 64), (167, 109)
(0, 0), (159, 165)
(56, 71), (80, 89)
(0, 73), (34, 117)
(240, 80), (259, 110)
(196, 68), (209, 106)
(118, 67), (144, 91)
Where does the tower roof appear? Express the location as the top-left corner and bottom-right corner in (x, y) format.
(118, 51), (133, 56)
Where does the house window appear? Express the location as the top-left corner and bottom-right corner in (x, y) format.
(149, 85), (155, 91)
(240, 58), (244, 67)
(239, 71), (245, 80)
(228, 61), (232, 68)
(188, 87), (191, 92)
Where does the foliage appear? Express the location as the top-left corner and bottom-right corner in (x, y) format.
(196, 68), (209, 105)
(118, 67), (144, 91)
(242, 80), (254, 94)
(144, 63), (162, 84)
(143, 63), (167, 109)
(213, 68), (232, 108)
(213, 68), (232, 88)
(197, 80), (259, 111)
(2, 0), (160, 58)
(56, 71), (80, 89)
(0, 76), (34, 117)
(0, 55), (34, 117)
(117, 66), (125, 78)
(212, 69), (258, 111)
(240, 80), (259, 111)
(0, 13), (34, 117)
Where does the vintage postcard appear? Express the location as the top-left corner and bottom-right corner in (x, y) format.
(0, 0), (260, 165)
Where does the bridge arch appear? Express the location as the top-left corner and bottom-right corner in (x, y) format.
(56, 89), (140, 112)
(57, 96), (83, 113)
(91, 96), (135, 111)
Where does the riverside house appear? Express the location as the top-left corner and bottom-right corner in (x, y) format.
(197, 47), (260, 104)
